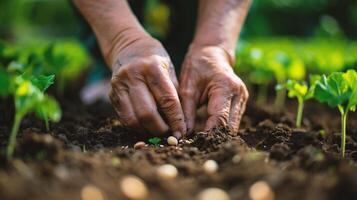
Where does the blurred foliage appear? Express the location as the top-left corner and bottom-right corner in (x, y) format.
(0, 40), (91, 92)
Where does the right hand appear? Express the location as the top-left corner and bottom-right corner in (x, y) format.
(108, 37), (186, 138)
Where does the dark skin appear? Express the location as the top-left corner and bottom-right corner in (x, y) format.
(73, 0), (251, 139)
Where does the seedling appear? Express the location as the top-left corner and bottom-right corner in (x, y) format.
(5, 73), (61, 159)
(313, 70), (357, 157)
(148, 137), (161, 147)
(276, 76), (319, 128)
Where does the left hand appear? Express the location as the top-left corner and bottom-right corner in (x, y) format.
(179, 45), (249, 133)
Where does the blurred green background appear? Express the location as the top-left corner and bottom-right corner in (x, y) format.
(1, 0), (356, 42)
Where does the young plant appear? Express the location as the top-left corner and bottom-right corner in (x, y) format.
(276, 76), (319, 128)
(313, 70), (357, 158)
(148, 137), (161, 147)
(6, 74), (61, 159)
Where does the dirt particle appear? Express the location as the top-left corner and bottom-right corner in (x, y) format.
(196, 188), (230, 200)
(119, 175), (148, 200)
(81, 185), (104, 200)
(249, 181), (275, 200)
(157, 164), (178, 179)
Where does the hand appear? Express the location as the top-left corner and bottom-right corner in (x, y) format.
(109, 37), (186, 138)
(179, 45), (249, 133)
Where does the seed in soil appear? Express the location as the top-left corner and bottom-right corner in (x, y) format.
(81, 184), (104, 200)
(203, 160), (218, 174)
(119, 175), (148, 200)
(196, 188), (231, 200)
(157, 164), (178, 179)
(167, 136), (178, 146)
(249, 181), (275, 200)
(134, 141), (146, 149)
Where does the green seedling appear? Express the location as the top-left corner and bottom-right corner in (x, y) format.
(313, 70), (357, 158)
(276, 76), (320, 128)
(6, 74), (61, 159)
(148, 137), (161, 147)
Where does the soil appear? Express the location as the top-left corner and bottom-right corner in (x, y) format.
(0, 97), (356, 200)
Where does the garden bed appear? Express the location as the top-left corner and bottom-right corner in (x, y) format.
(0, 99), (356, 200)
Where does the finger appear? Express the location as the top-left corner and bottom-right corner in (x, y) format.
(228, 94), (247, 133)
(204, 89), (233, 131)
(109, 88), (143, 132)
(129, 82), (170, 135)
(147, 70), (186, 139)
(179, 79), (200, 134)
(168, 63), (179, 90)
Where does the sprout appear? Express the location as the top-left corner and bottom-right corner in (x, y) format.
(313, 70), (357, 157)
(148, 137), (161, 147)
(6, 74), (61, 159)
(276, 75), (320, 128)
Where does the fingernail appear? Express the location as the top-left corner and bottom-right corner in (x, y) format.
(173, 131), (182, 139)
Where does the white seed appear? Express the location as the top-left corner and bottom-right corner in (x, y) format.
(249, 181), (275, 200)
(119, 175), (148, 200)
(81, 184), (104, 200)
(134, 141), (146, 149)
(157, 164), (178, 179)
(203, 160), (218, 174)
(196, 188), (230, 200)
(167, 136), (178, 146)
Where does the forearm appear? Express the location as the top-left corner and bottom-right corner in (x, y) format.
(192, 0), (252, 64)
(73, 0), (151, 66)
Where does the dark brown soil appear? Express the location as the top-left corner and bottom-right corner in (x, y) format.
(0, 99), (356, 200)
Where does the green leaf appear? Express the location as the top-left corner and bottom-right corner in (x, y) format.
(30, 75), (55, 92)
(344, 70), (357, 111)
(35, 95), (62, 122)
(314, 73), (351, 108)
(148, 137), (161, 146)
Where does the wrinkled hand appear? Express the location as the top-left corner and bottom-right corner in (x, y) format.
(109, 38), (186, 138)
(179, 46), (249, 133)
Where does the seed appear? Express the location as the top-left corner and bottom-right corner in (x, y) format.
(249, 181), (275, 200)
(119, 175), (148, 200)
(167, 136), (178, 146)
(203, 160), (218, 174)
(134, 141), (146, 149)
(196, 188), (230, 200)
(157, 164), (178, 179)
(81, 184), (104, 200)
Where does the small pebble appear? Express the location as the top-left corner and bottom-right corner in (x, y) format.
(134, 141), (146, 149)
(249, 181), (275, 200)
(167, 136), (178, 146)
(120, 175), (148, 200)
(203, 160), (218, 174)
(196, 188), (230, 200)
(81, 184), (104, 200)
(157, 164), (178, 179)
(159, 145), (164, 148)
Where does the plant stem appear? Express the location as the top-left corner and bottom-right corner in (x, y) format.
(42, 108), (50, 132)
(6, 114), (22, 159)
(341, 111), (348, 158)
(296, 99), (304, 128)
(257, 85), (268, 106)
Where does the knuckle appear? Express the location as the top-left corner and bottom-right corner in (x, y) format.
(157, 94), (179, 112)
